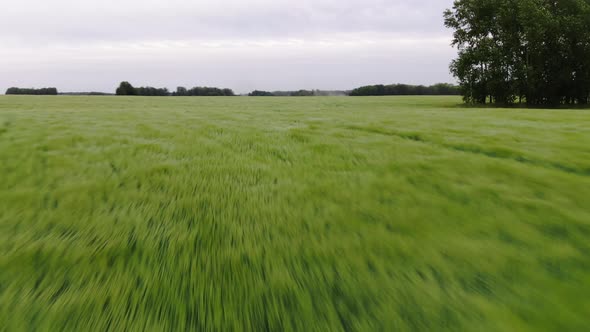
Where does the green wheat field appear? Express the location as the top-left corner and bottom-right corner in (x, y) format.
(1, 96), (589, 331)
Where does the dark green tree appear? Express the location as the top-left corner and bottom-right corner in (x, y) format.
(176, 87), (188, 96)
(349, 84), (460, 96)
(5, 87), (58, 95)
(116, 81), (136, 96)
(248, 90), (275, 96)
(445, 0), (590, 106)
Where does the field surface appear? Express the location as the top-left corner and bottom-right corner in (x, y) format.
(1, 96), (589, 331)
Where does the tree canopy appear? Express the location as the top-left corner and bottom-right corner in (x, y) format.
(115, 83), (234, 96)
(350, 83), (460, 96)
(115, 82), (137, 96)
(173, 86), (235, 96)
(271, 90), (350, 96)
(248, 90), (275, 97)
(5, 87), (58, 95)
(445, 0), (590, 106)
(116, 82), (169, 96)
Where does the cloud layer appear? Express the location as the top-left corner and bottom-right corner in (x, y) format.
(0, 0), (456, 93)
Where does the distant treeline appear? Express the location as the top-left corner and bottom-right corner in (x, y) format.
(116, 82), (169, 96)
(350, 83), (460, 96)
(249, 90), (349, 97)
(116, 82), (234, 96)
(174, 86), (235, 96)
(4, 83), (461, 97)
(249, 90), (275, 96)
(249, 85), (459, 97)
(60, 92), (114, 96)
(5, 87), (58, 95)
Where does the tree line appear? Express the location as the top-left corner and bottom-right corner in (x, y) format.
(445, 0), (590, 106)
(60, 92), (113, 96)
(248, 87), (460, 97)
(116, 82), (234, 96)
(4, 83), (462, 97)
(249, 90), (349, 97)
(349, 83), (460, 96)
(174, 86), (235, 97)
(5, 87), (58, 95)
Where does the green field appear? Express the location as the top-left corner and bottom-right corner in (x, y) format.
(1, 96), (589, 331)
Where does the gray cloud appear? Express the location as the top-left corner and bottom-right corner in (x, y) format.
(1, 0), (452, 42)
(0, 0), (457, 93)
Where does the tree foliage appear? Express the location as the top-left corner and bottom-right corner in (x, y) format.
(249, 90), (349, 97)
(135, 86), (169, 96)
(5, 87), (58, 95)
(115, 83), (234, 96)
(350, 83), (460, 96)
(248, 90), (275, 96)
(115, 82), (137, 96)
(173, 86), (235, 96)
(445, 0), (590, 106)
(290, 90), (315, 97)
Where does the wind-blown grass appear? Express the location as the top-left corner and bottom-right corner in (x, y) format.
(1, 96), (589, 331)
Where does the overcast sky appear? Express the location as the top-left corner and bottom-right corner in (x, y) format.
(0, 0), (456, 94)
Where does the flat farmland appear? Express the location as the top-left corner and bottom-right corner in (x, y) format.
(1, 96), (589, 331)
